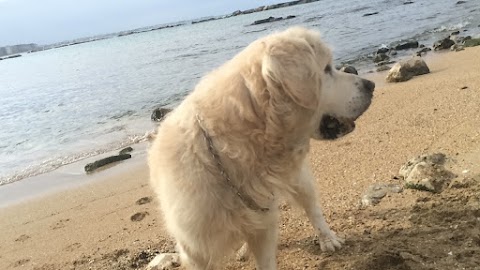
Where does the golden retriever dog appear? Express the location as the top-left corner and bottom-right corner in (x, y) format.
(148, 27), (375, 270)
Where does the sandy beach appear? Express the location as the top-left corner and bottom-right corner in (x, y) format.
(1, 47), (480, 270)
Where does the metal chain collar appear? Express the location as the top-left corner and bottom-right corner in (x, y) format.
(195, 114), (269, 212)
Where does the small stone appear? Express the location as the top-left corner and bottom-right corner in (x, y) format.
(340, 65), (358, 75)
(119, 147), (133, 155)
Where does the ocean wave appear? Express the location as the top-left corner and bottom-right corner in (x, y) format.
(431, 21), (470, 33)
(0, 130), (155, 186)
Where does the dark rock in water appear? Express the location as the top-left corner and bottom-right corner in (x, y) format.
(339, 65), (358, 75)
(251, 16), (295, 25)
(119, 147), (133, 155)
(464, 38), (480, 47)
(450, 30), (460, 36)
(373, 53), (390, 63)
(433, 37), (455, 51)
(376, 47), (390, 54)
(151, 107), (172, 122)
(84, 154), (132, 173)
(394, 41), (419, 50)
(416, 47), (432, 56)
(390, 49), (397, 56)
(403, 1), (414, 4)
(386, 57), (429, 83)
(362, 12), (379, 17)
(456, 0), (466, 4)
(419, 44), (425, 48)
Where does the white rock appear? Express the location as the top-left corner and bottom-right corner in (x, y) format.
(146, 253), (180, 270)
(386, 57), (430, 83)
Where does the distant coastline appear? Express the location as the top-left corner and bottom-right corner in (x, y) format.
(0, 0), (319, 57)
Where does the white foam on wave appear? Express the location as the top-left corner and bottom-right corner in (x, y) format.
(0, 129), (156, 186)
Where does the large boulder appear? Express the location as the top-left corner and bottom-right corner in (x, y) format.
(386, 57), (430, 83)
(151, 107), (172, 122)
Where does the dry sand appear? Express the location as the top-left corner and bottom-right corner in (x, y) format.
(1, 47), (480, 270)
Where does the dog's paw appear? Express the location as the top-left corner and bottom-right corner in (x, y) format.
(236, 243), (250, 262)
(318, 231), (345, 252)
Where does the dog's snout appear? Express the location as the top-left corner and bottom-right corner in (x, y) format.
(361, 79), (375, 93)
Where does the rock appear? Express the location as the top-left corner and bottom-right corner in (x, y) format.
(376, 47), (390, 54)
(363, 12), (379, 17)
(360, 183), (403, 207)
(456, 0), (466, 4)
(376, 65), (391, 72)
(390, 49), (398, 56)
(146, 253), (180, 270)
(339, 65), (358, 75)
(416, 47), (432, 56)
(374, 53), (390, 63)
(151, 108), (172, 122)
(450, 44), (465, 51)
(399, 153), (456, 193)
(394, 41), (419, 50)
(375, 60), (395, 67)
(450, 30), (460, 36)
(433, 37), (455, 51)
(386, 57), (430, 82)
(119, 147), (133, 155)
(403, 1), (414, 4)
(464, 38), (480, 47)
(84, 154), (132, 173)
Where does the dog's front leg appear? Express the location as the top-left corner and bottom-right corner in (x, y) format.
(292, 161), (345, 252)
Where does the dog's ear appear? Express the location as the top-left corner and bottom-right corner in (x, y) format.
(261, 37), (319, 110)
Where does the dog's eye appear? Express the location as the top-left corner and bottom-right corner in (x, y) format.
(324, 64), (332, 75)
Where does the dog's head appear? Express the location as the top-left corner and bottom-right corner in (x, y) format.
(259, 27), (374, 140)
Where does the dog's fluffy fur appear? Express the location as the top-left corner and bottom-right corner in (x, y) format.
(148, 27), (374, 270)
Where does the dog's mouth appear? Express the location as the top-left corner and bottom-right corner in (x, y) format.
(319, 114), (356, 140)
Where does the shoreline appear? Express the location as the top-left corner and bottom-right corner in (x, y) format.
(0, 141), (150, 208)
(1, 46), (480, 269)
(0, 47), (464, 207)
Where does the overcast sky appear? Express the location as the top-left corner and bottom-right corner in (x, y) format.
(0, 0), (285, 46)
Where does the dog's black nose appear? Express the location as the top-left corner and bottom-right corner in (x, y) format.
(361, 79), (375, 93)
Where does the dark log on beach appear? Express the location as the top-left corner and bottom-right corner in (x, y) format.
(84, 154), (132, 173)
(151, 107), (172, 122)
(394, 41), (419, 50)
